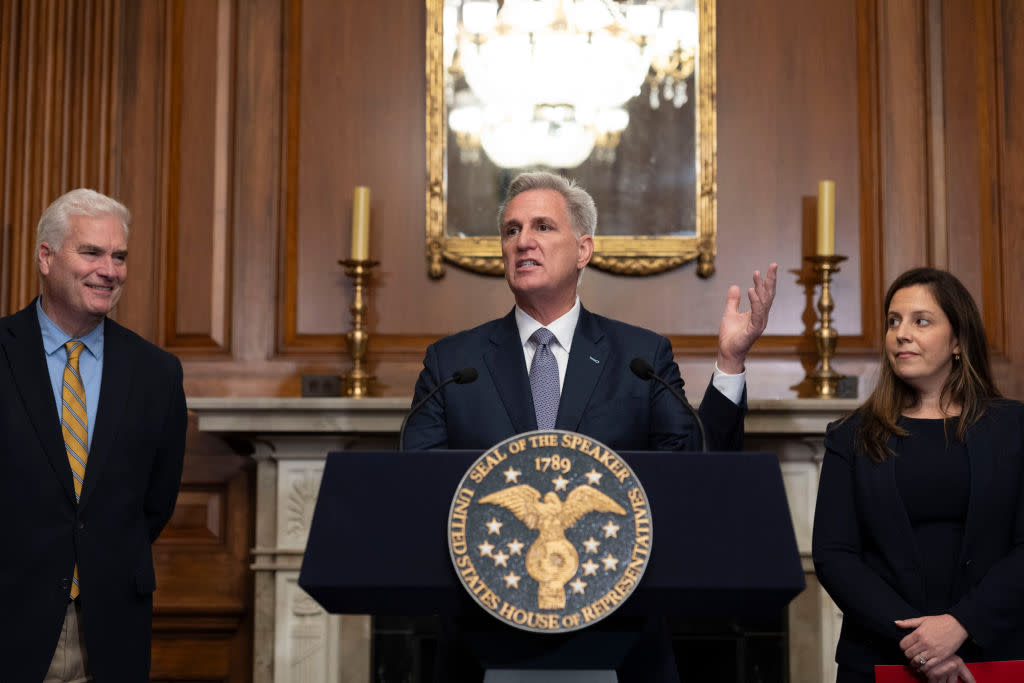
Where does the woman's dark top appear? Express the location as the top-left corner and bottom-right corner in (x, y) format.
(812, 400), (1024, 676)
(893, 417), (970, 614)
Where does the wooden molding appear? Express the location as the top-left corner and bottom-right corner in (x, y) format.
(161, 0), (235, 354)
(278, 0), (306, 354)
(971, 0), (1006, 354)
(856, 0), (883, 348)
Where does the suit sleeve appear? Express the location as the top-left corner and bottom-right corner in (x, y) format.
(403, 343), (449, 450)
(698, 381), (745, 452)
(947, 417), (1024, 648)
(812, 426), (921, 642)
(144, 355), (187, 542)
(647, 336), (744, 452)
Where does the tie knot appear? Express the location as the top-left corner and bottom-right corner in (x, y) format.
(65, 340), (85, 361)
(530, 327), (556, 348)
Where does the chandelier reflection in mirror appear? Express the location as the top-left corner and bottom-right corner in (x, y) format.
(425, 0), (717, 279)
(443, 0), (698, 169)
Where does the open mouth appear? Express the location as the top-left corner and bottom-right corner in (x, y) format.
(517, 260), (539, 269)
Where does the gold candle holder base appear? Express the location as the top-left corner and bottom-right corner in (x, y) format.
(339, 259), (379, 398)
(806, 254), (848, 398)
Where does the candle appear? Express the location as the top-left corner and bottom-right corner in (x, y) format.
(351, 186), (371, 260)
(816, 180), (835, 256)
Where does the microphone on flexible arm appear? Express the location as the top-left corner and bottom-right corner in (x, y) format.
(398, 367), (478, 451)
(629, 357), (708, 454)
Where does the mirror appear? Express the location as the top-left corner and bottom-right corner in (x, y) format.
(426, 0), (716, 278)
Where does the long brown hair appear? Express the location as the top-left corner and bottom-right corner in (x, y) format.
(855, 267), (1000, 462)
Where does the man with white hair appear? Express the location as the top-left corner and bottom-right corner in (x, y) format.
(0, 189), (187, 682)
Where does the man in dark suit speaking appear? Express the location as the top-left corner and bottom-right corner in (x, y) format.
(404, 172), (777, 682)
(404, 171), (777, 453)
(0, 189), (187, 682)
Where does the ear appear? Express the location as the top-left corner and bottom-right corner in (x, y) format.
(576, 233), (594, 270)
(38, 242), (54, 276)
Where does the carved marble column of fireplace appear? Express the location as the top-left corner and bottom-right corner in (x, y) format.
(189, 397), (409, 683)
(189, 397), (857, 683)
(744, 399), (858, 683)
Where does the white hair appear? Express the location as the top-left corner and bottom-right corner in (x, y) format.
(36, 188), (130, 254)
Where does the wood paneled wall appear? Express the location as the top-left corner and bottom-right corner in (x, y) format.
(3, 0), (1024, 679)
(0, 0), (121, 316)
(6, 0), (1021, 397)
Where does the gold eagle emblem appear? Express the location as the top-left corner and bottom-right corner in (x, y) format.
(479, 484), (626, 609)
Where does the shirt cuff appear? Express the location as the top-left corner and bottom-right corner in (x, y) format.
(712, 362), (746, 405)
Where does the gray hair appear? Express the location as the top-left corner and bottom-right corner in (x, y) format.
(36, 188), (131, 254)
(497, 171), (598, 238)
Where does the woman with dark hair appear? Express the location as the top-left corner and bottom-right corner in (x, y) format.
(813, 267), (1024, 683)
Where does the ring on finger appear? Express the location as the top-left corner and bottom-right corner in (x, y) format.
(917, 655), (927, 666)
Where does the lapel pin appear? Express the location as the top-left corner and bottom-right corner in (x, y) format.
(589, 356), (600, 364)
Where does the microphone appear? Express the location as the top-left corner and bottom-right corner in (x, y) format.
(399, 367), (478, 450)
(629, 358), (707, 453)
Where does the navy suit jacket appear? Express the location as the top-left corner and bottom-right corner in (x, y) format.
(404, 306), (745, 452)
(812, 401), (1024, 673)
(407, 306), (746, 682)
(0, 300), (187, 682)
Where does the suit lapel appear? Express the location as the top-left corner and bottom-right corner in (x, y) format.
(78, 318), (134, 511)
(484, 310), (536, 433)
(0, 301), (78, 504)
(556, 307), (608, 431)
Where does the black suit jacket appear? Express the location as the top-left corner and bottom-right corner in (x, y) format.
(812, 401), (1024, 673)
(0, 300), (187, 682)
(404, 306), (745, 452)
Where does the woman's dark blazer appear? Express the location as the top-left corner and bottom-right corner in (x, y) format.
(812, 400), (1024, 673)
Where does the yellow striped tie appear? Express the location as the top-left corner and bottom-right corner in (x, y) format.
(62, 340), (88, 599)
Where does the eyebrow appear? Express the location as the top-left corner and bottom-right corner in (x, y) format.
(75, 243), (128, 256)
(503, 216), (560, 229)
(887, 309), (935, 317)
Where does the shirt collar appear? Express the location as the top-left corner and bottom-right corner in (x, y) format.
(36, 298), (105, 359)
(515, 297), (581, 352)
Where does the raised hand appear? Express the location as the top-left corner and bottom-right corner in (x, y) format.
(717, 263), (778, 374)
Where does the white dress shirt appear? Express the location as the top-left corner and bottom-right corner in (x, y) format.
(514, 298), (745, 405)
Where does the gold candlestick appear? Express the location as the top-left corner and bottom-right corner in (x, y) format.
(340, 258), (379, 397)
(806, 254), (847, 398)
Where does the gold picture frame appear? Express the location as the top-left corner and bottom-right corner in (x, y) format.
(425, 0), (717, 278)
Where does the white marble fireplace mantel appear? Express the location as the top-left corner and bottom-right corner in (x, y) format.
(187, 397), (858, 683)
(189, 397), (855, 435)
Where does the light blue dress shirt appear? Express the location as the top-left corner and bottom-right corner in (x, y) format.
(36, 299), (104, 448)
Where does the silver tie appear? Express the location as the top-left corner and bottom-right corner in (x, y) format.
(529, 327), (560, 430)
